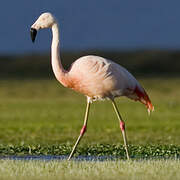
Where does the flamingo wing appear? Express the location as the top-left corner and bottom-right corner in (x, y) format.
(67, 55), (154, 112)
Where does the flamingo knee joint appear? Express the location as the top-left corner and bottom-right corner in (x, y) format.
(80, 125), (87, 135)
(120, 121), (125, 131)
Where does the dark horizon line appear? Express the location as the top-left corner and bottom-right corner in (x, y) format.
(1, 48), (180, 57)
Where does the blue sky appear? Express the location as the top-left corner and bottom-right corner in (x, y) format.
(1, 0), (180, 54)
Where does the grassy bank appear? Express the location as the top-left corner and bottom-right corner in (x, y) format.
(0, 78), (179, 157)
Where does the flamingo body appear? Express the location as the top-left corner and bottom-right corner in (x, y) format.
(30, 12), (154, 160)
(63, 55), (153, 111)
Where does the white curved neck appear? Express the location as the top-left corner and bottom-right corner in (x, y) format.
(51, 23), (67, 84)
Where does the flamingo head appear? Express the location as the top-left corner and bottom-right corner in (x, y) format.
(30, 12), (56, 42)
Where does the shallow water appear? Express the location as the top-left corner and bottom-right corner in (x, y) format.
(0, 155), (179, 161)
(0, 155), (119, 161)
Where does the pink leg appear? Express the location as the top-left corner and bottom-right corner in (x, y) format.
(112, 100), (130, 160)
(68, 98), (91, 160)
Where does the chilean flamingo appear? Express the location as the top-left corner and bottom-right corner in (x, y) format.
(30, 12), (154, 160)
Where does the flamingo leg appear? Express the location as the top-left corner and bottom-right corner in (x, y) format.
(111, 100), (130, 160)
(68, 98), (91, 160)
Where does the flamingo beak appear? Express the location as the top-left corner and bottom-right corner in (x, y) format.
(30, 28), (37, 43)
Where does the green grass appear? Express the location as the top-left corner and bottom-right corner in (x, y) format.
(0, 144), (179, 157)
(0, 78), (180, 157)
(0, 159), (179, 180)
(0, 78), (180, 179)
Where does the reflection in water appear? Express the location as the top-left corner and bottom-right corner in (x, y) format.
(0, 155), (179, 161)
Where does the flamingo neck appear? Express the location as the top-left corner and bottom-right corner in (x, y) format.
(51, 23), (67, 86)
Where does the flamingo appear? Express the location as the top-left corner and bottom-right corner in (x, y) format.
(30, 12), (154, 160)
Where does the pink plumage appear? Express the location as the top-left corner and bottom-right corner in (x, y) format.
(62, 55), (153, 112)
(31, 12), (154, 160)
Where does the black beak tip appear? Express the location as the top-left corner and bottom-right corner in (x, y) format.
(30, 28), (37, 43)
